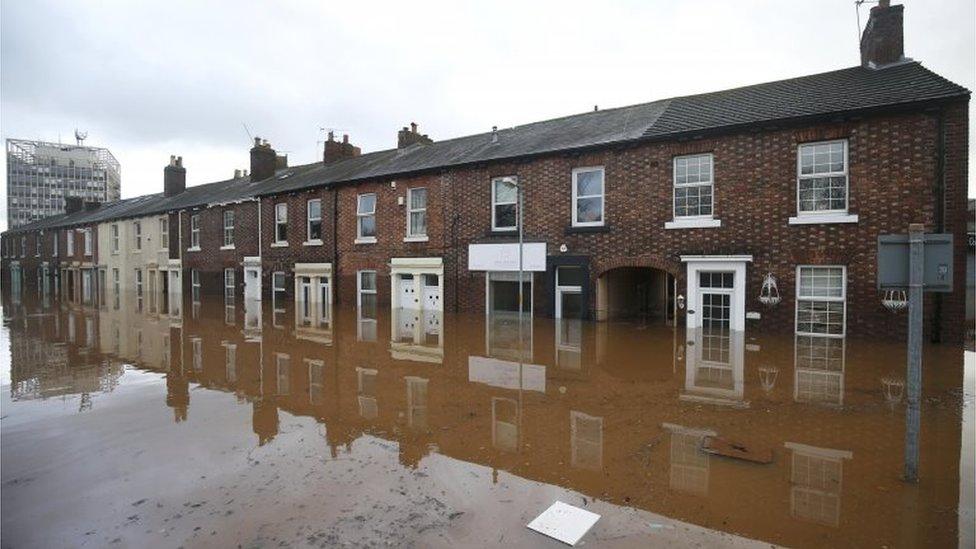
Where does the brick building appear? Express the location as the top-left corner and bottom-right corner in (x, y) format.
(2, 1), (971, 342)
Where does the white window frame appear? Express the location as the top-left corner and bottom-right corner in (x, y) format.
(66, 230), (74, 255)
(52, 232), (58, 257)
(83, 228), (92, 256)
(491, 176), (518, 232)
(665, 153), (721, 230)
(271, 203), (288, 246)
(357, 270), (377, 310)
(191, 269), (201, 303)
(790, 139), (858, 225)
(356, 193), (377, 243)
(111, 223), (120, 253)
(795, 265), (847, 338)
(305, 199), (322, 244)
(159, 217), (169, 250)
(133, 221), (142, 251)
(222, 210), (235, 249)
(405, 187), (428, 240)
(571, 167), (605, 228)
(189, 214), (200, 250)
(224, 268), (235, 303)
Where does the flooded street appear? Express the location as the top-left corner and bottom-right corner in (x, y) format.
(1, 296), (972, 548)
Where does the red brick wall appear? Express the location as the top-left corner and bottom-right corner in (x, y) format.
(180, 202), (260, 298)
(259, 187), (336, 300)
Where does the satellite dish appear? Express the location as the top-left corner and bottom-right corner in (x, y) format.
(74, 129), (88, 145)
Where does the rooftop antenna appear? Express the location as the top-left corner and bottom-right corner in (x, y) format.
(241, 122), (254, 144)
(317, 126), (348, 147)
(74, 129), (88, 146)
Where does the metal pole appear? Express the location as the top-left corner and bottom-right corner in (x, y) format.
(904, 222), (924, 482)
(516, 181), (524, 452)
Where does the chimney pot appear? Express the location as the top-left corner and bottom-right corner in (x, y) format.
(328, 130), (335, 142)
(397, 122), (434, 149)
(343, 134), (349, 144)
(323, 133), (361, 164)
(410, 122), (418, 133)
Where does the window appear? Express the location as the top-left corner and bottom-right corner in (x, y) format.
(66, 230), (74, 255)
(796, 266), (846, 337)
(159, 218), (168, 250)
(111, 224), (120, 253)
(797, 140), (848, 214)
(53, 232), (58, 257)
(673, 154), (713, 219)
(112, 268), (120, 310)
(492, 176), (518, 231)
(224, 268), (235, 304)
(133, 221), (142, 251)
(357, 193), (376, 241)
(83, 229), (92, 256)
(306, 199), (322, 242)
(190, 214), (200, 248)
(191, 270), (201, 303)
(135, 269), (144, 311)
(572, 167), (604, 227)
(272, 272), (286, 308)
(274, 203), (288, 244)
(406, 188), (427, 238)
(223, 210), (235, 247)
(35, 234), (41, 256)
(357, 270), (377, 312)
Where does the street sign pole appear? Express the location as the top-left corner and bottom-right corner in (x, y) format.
(904, 223), (924, 483)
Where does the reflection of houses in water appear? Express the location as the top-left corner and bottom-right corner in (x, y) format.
(486, 312), (533, 363)
(357, 366), (378, 419)
(404, 376), (429, 430)
(794, 336), (846, 406)
(555, 319), (582, 370)
(243, 299), (262, 341)
(570, 411), (603, 470)
(680, 327), (748, 408)
(491, 396), (519, 452)
(663, 423), (717, 496)
(785, 442), (852, 527)
(390, 308), (442, 363)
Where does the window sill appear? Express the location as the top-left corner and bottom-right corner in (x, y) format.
(403, 235), (429, 242)
(220, 245), (236, 251)
(270, 242), (289, 248)
(664, 218), (722, 230)
(186, 247), (201, 252)
(302, 240), (324, 247)
(355, 237), (377, 245)
(788, 213), (859, 225)
(565, 225), (610, 235)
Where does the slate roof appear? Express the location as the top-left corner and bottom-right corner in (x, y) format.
(6, 61), (968, 234)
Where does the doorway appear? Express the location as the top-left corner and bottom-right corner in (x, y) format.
(244, 262), (261, 301)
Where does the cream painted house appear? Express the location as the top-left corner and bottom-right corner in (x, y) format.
(97, 213), (181, 317)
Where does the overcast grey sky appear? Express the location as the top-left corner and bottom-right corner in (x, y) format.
(1, 0), (973, 230)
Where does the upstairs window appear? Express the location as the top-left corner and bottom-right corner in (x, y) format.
(133, 221), (142, 251)
(35, 234), (41, 256)
(190, 214), (200, 248)
(159, 218), (169, 250)
(223, 210), (235, 247)
(357, 193), (376, 241)
(53, 232), (58, 256)
(111, 224), (120, 253)
(491, 176), (518, 231)
(83, 229), (92, 256)
(406, 188), (427, 238)
(307, 199), (322, 242)
(673, 154), (713, 218)
(796, 266), (846, 337)
(797, 140), (848, 214)
(66, 231), (74, 255)
(572, 167), (604, 227)
(275, 203), (288, 243)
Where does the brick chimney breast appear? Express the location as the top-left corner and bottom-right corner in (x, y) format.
(397, 122), (433, 149)
(164, 155), (187, 197)
(860, 0), (906, 68)
(250, 137), (277, 182)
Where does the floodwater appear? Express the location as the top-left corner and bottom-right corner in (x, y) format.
(0, 295), (972, 548)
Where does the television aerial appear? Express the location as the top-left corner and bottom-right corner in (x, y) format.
(74, 129), (88, 146)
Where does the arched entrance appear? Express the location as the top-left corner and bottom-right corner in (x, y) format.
(595, 266), (676, 323)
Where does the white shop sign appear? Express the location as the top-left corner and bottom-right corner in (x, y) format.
(468, 243), (547, 272)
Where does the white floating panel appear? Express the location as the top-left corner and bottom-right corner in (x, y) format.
(526, 501), (600, 546)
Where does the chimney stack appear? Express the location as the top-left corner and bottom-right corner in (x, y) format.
(397, 122), (433, 149)
(250, 137), (277, 182)
(860, 0), (905, 68)
(322, 131), (362, 164)
(164, 155), (187, 197)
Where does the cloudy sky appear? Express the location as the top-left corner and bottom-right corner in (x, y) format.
(1, 0), (973, 229)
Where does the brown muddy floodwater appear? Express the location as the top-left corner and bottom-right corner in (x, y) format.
(0, 295), (973, 548)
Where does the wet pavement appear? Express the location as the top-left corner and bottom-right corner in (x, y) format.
(0, 295), (973, 548)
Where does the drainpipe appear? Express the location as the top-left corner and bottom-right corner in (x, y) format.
(332, 186), (339, 307)
(931, 108), (946, 343)
(257, 198), (263, 258)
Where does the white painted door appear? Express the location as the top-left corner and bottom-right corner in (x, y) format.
(399, 274), (419, 309)
(244, 266), (261, 301)
(298, 276), (312, 325)
(422, 274), (441, 311)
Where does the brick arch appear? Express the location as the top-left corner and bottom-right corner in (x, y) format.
(593, 255), (682, 279)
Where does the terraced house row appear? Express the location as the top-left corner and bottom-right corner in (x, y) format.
(1, 2), (971, 342)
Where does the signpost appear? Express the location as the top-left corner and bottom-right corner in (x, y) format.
(877, 226), (954, 483)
